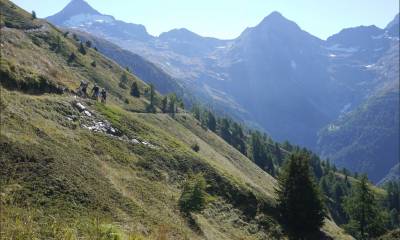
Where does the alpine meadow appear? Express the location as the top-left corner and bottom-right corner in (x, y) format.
(0, 0), (399, 239)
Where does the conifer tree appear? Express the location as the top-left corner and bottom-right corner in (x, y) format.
(85, 40), (92, 48)
(207, 111), (217, 132)
(176, 97), (184, 111)
(130, 81), (140, 97)
(179, 175), (207, 213)
(275, 152), (326, 239)
(231, 122), (246, 154)
(274, 143), (283, 165)
(220, 118), (231, 144)
(78, 42), (86, 55)
(31, 11), (36, 19)
(161, 96), (168, 113)
(67, 52), (76, 63)
(149, 84), (155, 106)
(168, 94), (177, 116)
(342, 175), (386, 239)
(192, 104), (201, 120)
(250, 132), (274, 175)
(72, 33), (79, 41)
(145, 84), (156, 113)
(119, 72), (128, 89)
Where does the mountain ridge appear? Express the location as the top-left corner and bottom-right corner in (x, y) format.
(45, 0), (399, 183)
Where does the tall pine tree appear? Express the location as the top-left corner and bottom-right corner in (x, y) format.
(168, 94), (177, 116)
(250, 132), (274, 175)
(342, 175), (386, 239)
(275, 152), (326, 239)
(145, 84), (156, 113)
(161, 96), (168, 113)
(219, 118), (231, 144)
(207, 111), (217, 132)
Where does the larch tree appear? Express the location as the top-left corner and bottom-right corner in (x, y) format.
(275, 152), (326, 239)
(342, 175), (386, 240)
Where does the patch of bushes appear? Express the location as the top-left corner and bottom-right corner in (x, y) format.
(0, 68), (64, 95)
(190, 143), (200, 152)
(179, 174), (207, 213)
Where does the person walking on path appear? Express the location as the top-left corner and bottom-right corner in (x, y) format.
(91, 84), (100, 101)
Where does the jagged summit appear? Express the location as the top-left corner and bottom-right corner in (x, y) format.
(244, 10), (309, 38)
(258, 11), (295, 27)
(46, 0), (102, 25)
(46, 0), (151, 41)
(262, 11), (285, 21)
(236, 10), (318, 43)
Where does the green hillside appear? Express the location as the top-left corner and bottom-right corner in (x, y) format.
(0, 1), (352, 239)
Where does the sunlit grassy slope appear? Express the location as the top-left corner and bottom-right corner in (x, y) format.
(0, 0), (352, 239)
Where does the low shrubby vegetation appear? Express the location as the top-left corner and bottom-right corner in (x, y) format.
(179, 174), (208, 213)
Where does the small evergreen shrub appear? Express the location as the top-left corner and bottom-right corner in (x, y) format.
(67, 52), (76, 63)
(79, 42), (86, 55)
(179, 175), (207, 213)
(191, 143), (200, 152)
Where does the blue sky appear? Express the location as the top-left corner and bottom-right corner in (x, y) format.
(11, 0), (399, 40)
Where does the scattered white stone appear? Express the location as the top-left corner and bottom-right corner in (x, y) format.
(70, 101), (157, 149)
(84, 110), (92, 117)
(75, 102), (86, 112)
(131, 139), (140, 144)
(109, 127), (116, 134)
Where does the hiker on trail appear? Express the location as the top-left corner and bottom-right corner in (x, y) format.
(91, 84), (100, 101)
(101, 88), (107, 104)
(77, 80), (88, 97)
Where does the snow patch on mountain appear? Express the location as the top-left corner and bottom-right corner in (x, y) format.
(64, 14), (114, 27)
(325, 44), (359, 53)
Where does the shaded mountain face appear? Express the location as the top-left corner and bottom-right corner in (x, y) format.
(47, 1), (399, 182)
(378, 164), (400, 186)
(317, 42), (400, 183)
(159, 28), (225, 57)
(209, 13), (333, 147)
(386, 13), (399, 37)
(70, 30), (185, 97)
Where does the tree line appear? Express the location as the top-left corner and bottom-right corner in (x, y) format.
(190, 103), (400, 239)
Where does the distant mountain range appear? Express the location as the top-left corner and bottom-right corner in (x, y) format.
(46, 0), (399, 183)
